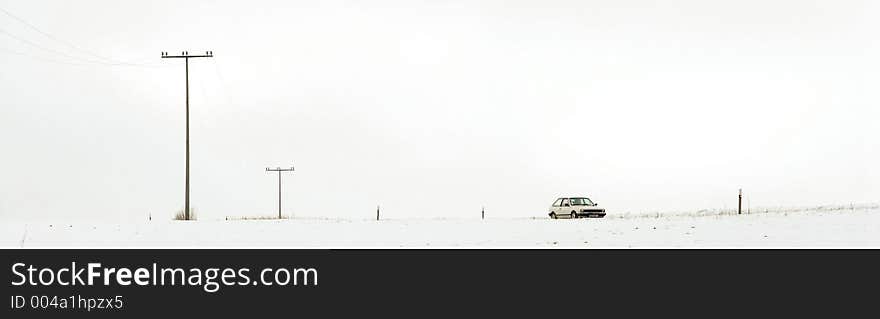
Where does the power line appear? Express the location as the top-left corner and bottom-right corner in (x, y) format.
(210, 56), (236, 107)
(0, 7), (170, 68)
(0, 46), (92, 66)
(0, 6), (121, 64)
(0, 28), (167, 68)
(0, 28), (107, 65)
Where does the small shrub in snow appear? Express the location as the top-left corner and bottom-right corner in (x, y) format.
(173, 208), (197, 221)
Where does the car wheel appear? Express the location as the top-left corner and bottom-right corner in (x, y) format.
(570, 212), (577, 219)
(550, 213), (557, 219)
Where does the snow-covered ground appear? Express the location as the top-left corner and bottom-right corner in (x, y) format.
(3, 205), (878, 248)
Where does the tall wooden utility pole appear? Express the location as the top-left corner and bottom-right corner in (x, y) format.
(161, 51), (213, 220)
(266, 166), (295, 219)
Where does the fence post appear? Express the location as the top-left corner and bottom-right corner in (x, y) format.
(738, 188), (742, 215)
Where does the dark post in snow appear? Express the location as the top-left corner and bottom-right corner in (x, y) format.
(738, 188), (743, 215)
(161, 50), (214, 220)
(266, 166), (295, 219)
(482, 206), (485, 220)
(376, 205), (380, 221)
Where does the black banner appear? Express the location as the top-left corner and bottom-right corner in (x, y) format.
(2, 249), (877, 317)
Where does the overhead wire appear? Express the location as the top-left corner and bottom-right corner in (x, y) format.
(0, 46), (92, 66)
(211, 56), (236, 107)
(0, 27), (171, 68)
(0, 7), (171, 68)
(0, 6), (122, 64)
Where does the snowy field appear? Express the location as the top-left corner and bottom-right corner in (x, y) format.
(3, 205), (878, 248)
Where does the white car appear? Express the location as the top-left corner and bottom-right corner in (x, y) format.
(548, 197), (606, 219)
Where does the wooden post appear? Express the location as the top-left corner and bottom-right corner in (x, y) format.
(482, 207), (485, 220)
(277, 170), (281, 219)
(184, 56), (189, 220)
(161, 51), (213, 220)
(376, 205), (380, 221)
(738, 188), (742, 215)
(265, 166), (294, 219)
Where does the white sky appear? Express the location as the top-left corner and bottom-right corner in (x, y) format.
(1, 0), (877, 222)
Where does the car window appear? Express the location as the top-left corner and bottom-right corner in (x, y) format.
(552, 199), (563, 207)
(570, 198), (594, 206)
(561, 198), (569, 206)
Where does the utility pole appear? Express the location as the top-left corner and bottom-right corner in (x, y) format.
(738, 188), (743, 215)
(161, 51), (213, 220)
(266, 166), (295, 219)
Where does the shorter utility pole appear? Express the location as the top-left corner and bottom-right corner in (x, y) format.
(376, 205), (380, 221)
(738, 188), (743, 215)
(266, 166), (295, 219)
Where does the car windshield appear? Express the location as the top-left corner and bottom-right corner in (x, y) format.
(570, 198), (594, 206)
